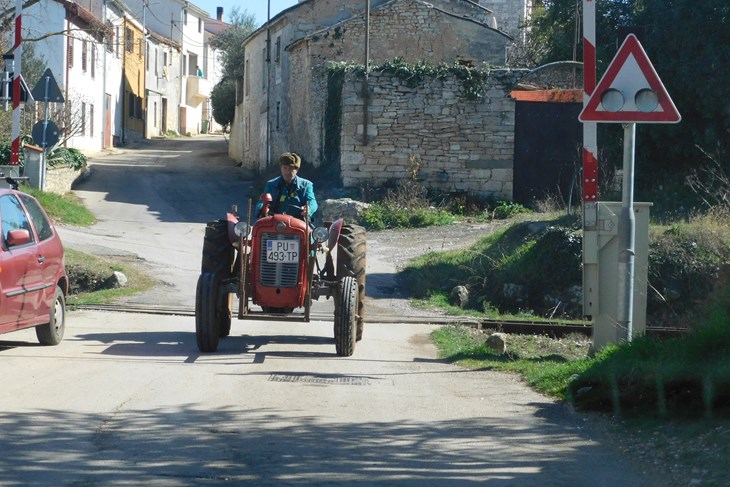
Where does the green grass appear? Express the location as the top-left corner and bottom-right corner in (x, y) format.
(24, 187), (96, 226)
(64, 248), (156, 306)
(431, 324), (595, 399)
(432, 310), (730, 418)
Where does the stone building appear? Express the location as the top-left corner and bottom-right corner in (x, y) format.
(230, 0), (531, 199)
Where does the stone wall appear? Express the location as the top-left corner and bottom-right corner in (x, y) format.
(45, 165), (87, 194)
(339, 69), (525, 199)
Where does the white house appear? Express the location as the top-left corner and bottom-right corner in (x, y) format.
(124, 0), (211, 135)
(23, 0), (111, 151)
(145, 31), (181, 138)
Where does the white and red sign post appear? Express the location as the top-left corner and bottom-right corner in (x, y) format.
(10, 0), (23, 166)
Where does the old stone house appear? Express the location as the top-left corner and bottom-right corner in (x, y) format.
(230, 0), (532, 199)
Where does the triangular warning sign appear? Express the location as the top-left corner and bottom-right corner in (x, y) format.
(31, 68), (65, 103)
(579, 34), (680, 123)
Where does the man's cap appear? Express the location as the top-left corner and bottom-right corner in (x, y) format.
(280, 152), (301, 168)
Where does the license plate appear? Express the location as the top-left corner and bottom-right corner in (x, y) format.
(266, 240), (299, 263)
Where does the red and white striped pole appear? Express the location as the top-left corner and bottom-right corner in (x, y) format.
(10, 0), (23, 165)
(582, 0), (597, 203)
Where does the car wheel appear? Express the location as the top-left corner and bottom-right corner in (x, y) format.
(36, 286), (66, 346)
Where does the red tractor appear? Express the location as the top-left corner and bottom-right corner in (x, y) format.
(195, 195), (366, 356)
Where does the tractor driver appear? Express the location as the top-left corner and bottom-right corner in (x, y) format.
(255, 152), (318, 222)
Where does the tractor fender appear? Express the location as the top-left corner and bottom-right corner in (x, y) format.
(327, 218), (344, 252)
(226, 212), (240, 244)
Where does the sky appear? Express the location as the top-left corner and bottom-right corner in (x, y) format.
(195, 0), (299, 26)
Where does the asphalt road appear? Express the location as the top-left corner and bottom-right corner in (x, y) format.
(0, 135), (668, 486)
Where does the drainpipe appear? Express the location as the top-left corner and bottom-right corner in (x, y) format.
(65, 18), (70, 147)
(121, 19), (126, 144)
(361, 0), (370, 146)
(102, 0), (108, 148)
(266, 0), (271, 167)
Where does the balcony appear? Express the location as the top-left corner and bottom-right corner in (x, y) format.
(186, 75), (211, 105)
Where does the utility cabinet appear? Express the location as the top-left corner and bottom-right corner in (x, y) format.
(583, 201), (652, 349)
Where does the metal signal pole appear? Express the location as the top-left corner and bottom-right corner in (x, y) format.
(11, 0), (23, 165)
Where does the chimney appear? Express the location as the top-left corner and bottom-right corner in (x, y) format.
(216, 7), (223, 21)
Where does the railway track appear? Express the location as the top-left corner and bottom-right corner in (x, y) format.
(71, 303), (688, 338)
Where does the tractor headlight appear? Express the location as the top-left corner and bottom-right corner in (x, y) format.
(234, 221), (250, 238)
(313, 226), (329, 243)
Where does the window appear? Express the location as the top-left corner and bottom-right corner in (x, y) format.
(153, 101), (157, 128)
(244, 59), (249, 96)
(106, 21), (114, 53)
(198, 18), (202, 33)
(154, 48), (158, 76)
(67, 37), (74, 68)
(81, 40), (87, 72)
(91, 44), (96, 78)
(81, 102), (86, 135)
(125, 27), (134, 53)
(262, 47), (267, 90)
(0, 195), (33, 246)
(90, 104), (94, 137)
(138, 37), (144, 59)
(183, 9), (187, 25)
(275, 36), (281, 63)
(236, 77), (243, 105)
(276, 101), (280, 130)
(146, 43), (150, 71)
(128, 92), (134, 118)
(115, 26), (120, 57)
(18, 195), (53, 242)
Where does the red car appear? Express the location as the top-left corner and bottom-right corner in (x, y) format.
(0, 185), (68, 345)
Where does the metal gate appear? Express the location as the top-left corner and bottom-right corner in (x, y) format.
(513, 101), (582, 206)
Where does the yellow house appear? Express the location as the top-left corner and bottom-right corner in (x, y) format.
(122, 14), (145, 141)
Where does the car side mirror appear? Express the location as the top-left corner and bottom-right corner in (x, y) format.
(6, 229), (31, 247)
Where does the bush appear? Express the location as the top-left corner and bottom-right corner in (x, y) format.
(359, 202), (454, 230)
(492, 200), (531, 219)
(46, 146), (87, 170)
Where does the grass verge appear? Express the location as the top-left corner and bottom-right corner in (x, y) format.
(65, 248), (156, 306)
(26, 187), (96, 226)
(431, 324), (594, 399)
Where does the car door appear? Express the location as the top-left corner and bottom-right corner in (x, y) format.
(18, 193), (63, 319)
(0, 193), (40, 327)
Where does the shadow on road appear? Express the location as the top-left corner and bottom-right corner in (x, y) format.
(0, 402), (649, 486)
(73, 330), (338, 360)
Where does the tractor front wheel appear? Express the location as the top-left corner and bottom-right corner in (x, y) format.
(196, 272), (222, 352)
(334, 276), (358, 357)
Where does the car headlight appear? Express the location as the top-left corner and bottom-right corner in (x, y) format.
(234, 221), (250, 238)
(313, 226), (329, 243)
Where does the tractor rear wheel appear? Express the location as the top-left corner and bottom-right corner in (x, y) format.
(202, 219), (234, 275)
(337, 225), (366, 341)
(219, 293), (232, 337)
(196, 272), (222, 352)
(334, 276), (358, 357)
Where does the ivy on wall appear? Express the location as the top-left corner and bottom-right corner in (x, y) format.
(324, 68), (345, 171)
(322, 57), (510, 101)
